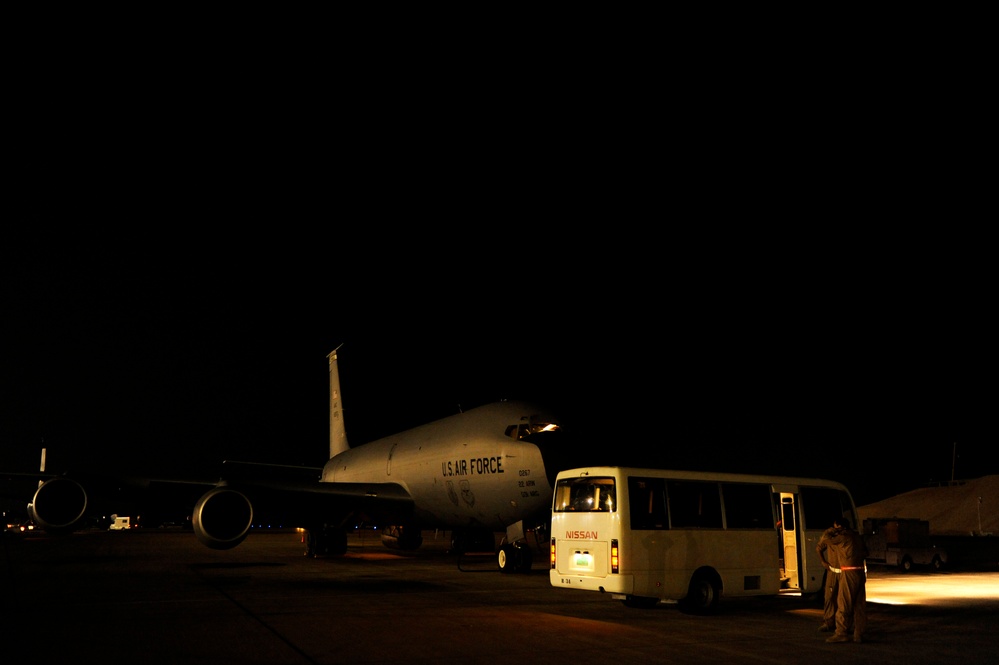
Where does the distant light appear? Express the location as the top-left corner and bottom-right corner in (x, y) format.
(866, 572), (999, 606)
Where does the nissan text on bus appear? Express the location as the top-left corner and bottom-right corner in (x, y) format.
(549, 466), (858, 614)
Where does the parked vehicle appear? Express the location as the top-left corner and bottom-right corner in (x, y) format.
(109, 515), (133, 531)
(863, 517), (947, 571)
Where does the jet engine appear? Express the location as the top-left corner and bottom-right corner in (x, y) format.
(27, 477), (88, 534)
(191, 487), (253, 550)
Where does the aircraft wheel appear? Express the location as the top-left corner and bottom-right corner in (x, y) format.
(326, 527), (348, 556)
(497, 544), (518, 573)
(304, 530), (317, 557)
(517, 547), (533, 573)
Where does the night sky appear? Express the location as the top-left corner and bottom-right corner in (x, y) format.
(5, 31), (991, 523)
(3, 232), (994, 513)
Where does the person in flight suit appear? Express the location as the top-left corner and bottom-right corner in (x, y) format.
(823, 516), (868, 644)
(815, 522), (843, 632)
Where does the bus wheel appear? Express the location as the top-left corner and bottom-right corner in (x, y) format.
(622, 595), (659, 609)
(680, 571), (720, 615)
(931, 555), (944, 571)
(900, 555), (914, 572)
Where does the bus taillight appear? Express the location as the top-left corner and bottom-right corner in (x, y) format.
(611, 538), (619, 574)
(550, 537), (556, 569)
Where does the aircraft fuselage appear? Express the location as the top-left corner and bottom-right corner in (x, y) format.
(322, 401), (553, 531)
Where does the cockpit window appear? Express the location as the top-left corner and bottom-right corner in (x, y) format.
(506, 422), (560, 442)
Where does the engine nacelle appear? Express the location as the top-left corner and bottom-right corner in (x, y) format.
(191, 487), (253, 550)
(28, 477), (88, 534)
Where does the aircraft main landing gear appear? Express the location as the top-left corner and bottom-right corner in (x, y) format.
(304, 526), (348, 557)
(497, 543), (533, 573)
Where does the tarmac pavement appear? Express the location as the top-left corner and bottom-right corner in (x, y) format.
(3, 528), (998, 665)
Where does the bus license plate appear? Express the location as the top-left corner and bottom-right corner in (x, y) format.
(572, 551), (593, 570)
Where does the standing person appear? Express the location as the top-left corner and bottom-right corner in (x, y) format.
(824, 516), (867, 644)
(815, 522), (843, 633)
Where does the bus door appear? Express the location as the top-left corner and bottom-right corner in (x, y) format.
(776, 491), (801, 591)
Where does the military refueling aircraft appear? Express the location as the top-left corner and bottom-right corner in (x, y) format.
(21, 347), (568, 572)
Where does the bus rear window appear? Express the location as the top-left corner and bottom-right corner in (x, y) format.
(553, 477), (616, 512)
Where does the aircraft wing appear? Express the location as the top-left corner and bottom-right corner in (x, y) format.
(213, 460), (415, 525)
(8, 461), (415, 550)
(2, 468), (218, 531)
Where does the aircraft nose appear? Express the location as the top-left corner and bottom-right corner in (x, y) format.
(531, 428), (585, 489)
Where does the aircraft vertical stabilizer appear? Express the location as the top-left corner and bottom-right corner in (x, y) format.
(328, 346), (349, 457)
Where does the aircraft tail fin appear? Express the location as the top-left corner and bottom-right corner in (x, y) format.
(328, 346), (349, 457)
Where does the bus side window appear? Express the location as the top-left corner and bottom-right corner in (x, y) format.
(722, 483), (774, 529)
(781, 502), (795, 531)
(629, 477), (666, 529)
(798, 486), (855, 531)
(667, 480), (722, 528)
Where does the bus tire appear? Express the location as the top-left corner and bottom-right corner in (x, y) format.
(622, 595), (659, 609)
(931, 555), (944, 571)
(679, 570), (720, 615)
(900, 555), (914, 572)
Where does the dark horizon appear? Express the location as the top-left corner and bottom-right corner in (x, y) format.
(3, 237), (995, 513)
(2, 326), (991, 511)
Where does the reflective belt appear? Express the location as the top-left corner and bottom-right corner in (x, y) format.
(840, 566), (864, 570)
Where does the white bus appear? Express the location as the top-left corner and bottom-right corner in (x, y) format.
(549, 466), (858, 614)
